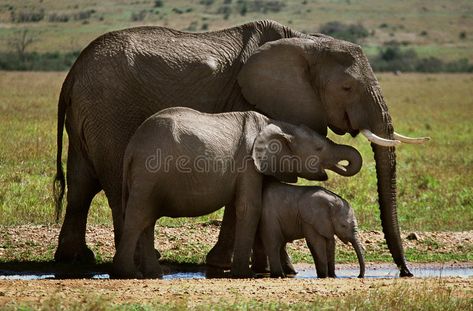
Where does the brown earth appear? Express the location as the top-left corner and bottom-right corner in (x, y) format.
(0, 225), (472, 308)
(1, 224), (472, 263)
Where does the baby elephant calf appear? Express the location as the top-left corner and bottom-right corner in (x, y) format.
(260, 181), (365, 278)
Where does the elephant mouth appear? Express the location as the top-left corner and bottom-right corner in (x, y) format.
(329, 112), (355, 135)
(327, 160), (353, 176)
(311, 170), (328, 181)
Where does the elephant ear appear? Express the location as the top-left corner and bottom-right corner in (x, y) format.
(252, 124), (298, 183)
(238, 38), (327, 136)
(299, 197), (335, 239)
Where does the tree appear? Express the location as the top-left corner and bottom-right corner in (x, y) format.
(8, 29), (36, 61)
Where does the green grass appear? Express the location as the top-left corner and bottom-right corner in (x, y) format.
(0, 72), (472, 232)
(0, 0), (472, 61)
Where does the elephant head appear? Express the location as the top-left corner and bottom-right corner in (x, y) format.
(238, 37), (429, 276)
(330, 199), (365, 278)
(251, 123), (362, 183)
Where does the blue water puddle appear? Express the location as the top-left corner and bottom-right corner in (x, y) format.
(1, 265), (472, 280)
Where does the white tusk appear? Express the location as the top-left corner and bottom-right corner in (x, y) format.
(393, 132), (431, 144)
(361, 129), (401, 147)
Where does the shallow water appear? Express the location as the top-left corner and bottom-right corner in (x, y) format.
(1, 265), (472, 280)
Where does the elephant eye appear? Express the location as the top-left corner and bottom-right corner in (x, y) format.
(342, 85), (351, 92)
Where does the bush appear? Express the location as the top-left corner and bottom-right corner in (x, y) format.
(154, 0), (164, 7)
(73, 9), (95, 21)
(48, 13), (70, 23)
(319, 21), (369, 44)
(11, 9), (45, 23)
(0, 50), (81, 71)
(131, 10), (146, 21)
(369, 42), (473, 72)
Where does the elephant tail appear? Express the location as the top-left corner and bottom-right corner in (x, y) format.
(53, 77), (71, 223)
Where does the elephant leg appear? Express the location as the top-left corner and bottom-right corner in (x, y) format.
(54, 146), (100, 264)
(206, 203), (236, 269)
(138, 224), (162, 278)
(305, 233), (328, 278)
(251, 229), (269, 274)
(326, 238), (336, 278)
(112, 191), (157, 279)
(280, 245), (297, 275)
(231, 173), (263, 278)
(106, 187), (162, 261)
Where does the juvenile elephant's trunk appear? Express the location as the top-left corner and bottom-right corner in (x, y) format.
(327, 144), (362, 177)
(351, 234), (365, 278)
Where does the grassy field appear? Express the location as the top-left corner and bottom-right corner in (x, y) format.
(0, 71), (472, 310)
(0, 0), (472, 61)
(1, 72), (472, 232)
(2, 279), (472, 310)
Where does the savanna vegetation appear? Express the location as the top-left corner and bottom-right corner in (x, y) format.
(0, 2), (472, 310)
(1, 72), (471, 231)
(0, 0), (472, 71)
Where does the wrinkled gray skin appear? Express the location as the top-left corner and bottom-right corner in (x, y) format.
(54, 20), (412, 276)
(259, 181), (365, 278)
(112, 107), (362, 278)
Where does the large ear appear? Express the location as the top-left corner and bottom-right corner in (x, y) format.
(238, 38), (327, 136)
(251, 124), (298, 183)
(299, 197), (334, 239)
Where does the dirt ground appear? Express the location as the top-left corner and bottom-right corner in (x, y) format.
(0, 275), (472, 308)
(1, 224), (472, 263)
(0, 225), (472, 307)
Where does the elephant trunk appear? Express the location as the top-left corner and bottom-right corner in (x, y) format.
(351, 233), (365, 278)
(327, 144), (362, 177)
(368, 85), (413, 277)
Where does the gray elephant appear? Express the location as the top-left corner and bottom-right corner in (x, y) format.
(112, 107), (362, 278)
(259, 181), (365, 278)
(53, 20), (427, 276)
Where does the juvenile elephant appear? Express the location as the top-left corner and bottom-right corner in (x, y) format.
(112, 107), (362, 278)
(259, 181), (365, 278)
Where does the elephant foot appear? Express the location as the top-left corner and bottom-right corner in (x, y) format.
(206, 246), (232, 269)
(283, 263), (297, 276)
(111, 268), (142, 279)
(399, 267), (413, 277)
(142, 264), (163, 279)
(270, 272), (286, 278)
(230, 267), (255, 279)
(251, 262), (269, 274)
(54, 243), (95, 264)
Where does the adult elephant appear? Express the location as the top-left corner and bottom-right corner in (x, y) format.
(53, 20), (426, 276)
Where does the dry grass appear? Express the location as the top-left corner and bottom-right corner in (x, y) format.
(0, 0), (472, 61)
(0, 72), (472, 232)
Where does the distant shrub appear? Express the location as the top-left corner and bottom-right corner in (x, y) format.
(319, 21), (369, 43)
(131, 10), (146, 21)
(200, 0), (214, 6)
(369, 42), (473, 72)
(172, 8), (184, 14)
(186, 21), (198, 32)
(48, 13), (70, 23)
(216, 0), (284, 16)
(11, 9), (45, 23)
(154, 0), (164, 7)
(459, 31), (466, 39)
(0, 50), (81, 71)
(73, 9), (95, 21)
